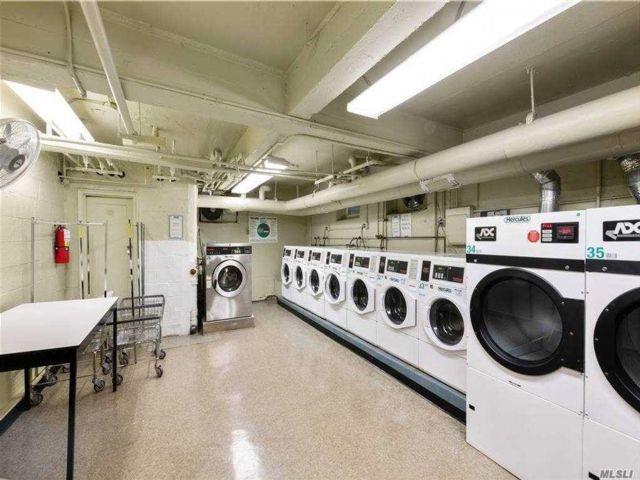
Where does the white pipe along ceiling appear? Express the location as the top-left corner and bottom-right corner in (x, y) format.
(198, 85), (640, 215)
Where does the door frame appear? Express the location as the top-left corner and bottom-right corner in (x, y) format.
(78, 189), (138, 223)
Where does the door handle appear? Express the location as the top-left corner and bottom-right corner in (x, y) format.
(213, 279), (217, 290)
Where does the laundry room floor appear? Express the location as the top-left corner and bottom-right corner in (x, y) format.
(0, 300), (514, 480)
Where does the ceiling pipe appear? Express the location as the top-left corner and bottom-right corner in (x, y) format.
(198, 127), (640, 216)
(531, 170), (561, 212)
(618, 154), (640, 203)
(80, 1), (135, 135)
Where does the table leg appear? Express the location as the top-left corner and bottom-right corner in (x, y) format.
(66, 354), (77, 480)
(22, 368), (31, 410)
(112, 308), (118, 392)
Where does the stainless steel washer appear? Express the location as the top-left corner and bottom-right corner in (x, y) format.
(205, 243), (253, 329)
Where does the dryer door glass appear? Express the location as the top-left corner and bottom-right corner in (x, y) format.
(594, 288), (640, 413)
(218, 265), (243, 293)
(352, 279), (369, 311)
(385, 287), (407, 325)
(310, 269), (320, 293)
(482, 278), (562, 362)
(328, 274), (341, 300)
(282, 264), (290, 282)
(430, 299), (464, 346)
(295, 266), (304, 287)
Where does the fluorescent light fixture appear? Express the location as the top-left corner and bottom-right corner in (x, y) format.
(231, 173), (273, 194)
(263, 156), (289, 170)
(347, 0), (580, 118)
(5, 80), (94, 141)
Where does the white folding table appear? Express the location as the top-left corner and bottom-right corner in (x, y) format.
(0, 297), (119, 480)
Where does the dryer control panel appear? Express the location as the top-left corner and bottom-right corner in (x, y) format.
(432, 264), (464, 283)
(207, 245), (251, 255)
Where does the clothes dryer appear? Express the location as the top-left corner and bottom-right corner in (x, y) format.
(583, 205), (640, 479)
(465, 211), (585, 480)
(417, 254), (468, 393)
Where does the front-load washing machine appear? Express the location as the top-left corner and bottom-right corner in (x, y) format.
(376, 252), (421, 366)
(583, 204), (640, 479)
(304, 247), (327, 318)
(292, 246), (308, 307)
(465, 211), (585, 480)
(346, 249), (380, 344)
(323, 249), (349, 328)
(417, 254), (468, 393)
(281, 246), (294, 303)
(205, 243), (253, 325)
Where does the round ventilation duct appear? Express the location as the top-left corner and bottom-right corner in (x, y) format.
(199, 208), (224, 222)
(402, 194), (426, 211)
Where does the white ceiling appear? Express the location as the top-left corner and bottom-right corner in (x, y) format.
(333, 1), (640, 130)
(102, 1), (337, 71)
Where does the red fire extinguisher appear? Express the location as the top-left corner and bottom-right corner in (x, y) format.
(54, 225), (70, 264)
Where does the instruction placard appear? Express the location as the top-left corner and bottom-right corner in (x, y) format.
(390, 213), (412, 238)
(168, 214), (183, 240)
(249, 216), (278, 243)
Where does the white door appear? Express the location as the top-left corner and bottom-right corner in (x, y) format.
(86, 196), (135, 299)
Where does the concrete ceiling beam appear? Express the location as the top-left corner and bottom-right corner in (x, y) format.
(285, 1), (446, 119)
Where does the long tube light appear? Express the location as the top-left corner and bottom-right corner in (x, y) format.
(347, 0), (580, 119)
(231, 157), (288, 194)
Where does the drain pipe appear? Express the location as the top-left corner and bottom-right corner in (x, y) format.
(258, 185), (271, 200)
(532, 170), (561, 212)
(618, 154), (640, 203)
(80, 1), (135, 135)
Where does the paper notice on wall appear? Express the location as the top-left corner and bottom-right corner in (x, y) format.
(249, 216), (278, 243)
(390, 213), (412, 238)
(168, 214), (183, 240)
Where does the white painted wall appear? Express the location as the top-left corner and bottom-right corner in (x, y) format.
(199, 211), (308, 300)
(308, 159), (636, 254)
(0, 84), (67, 419)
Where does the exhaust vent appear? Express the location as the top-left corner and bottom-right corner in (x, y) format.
(532, 170), (561, 212)
(402, 194), (426, 211)
(618, 154), (640, 204)
(419, 174), (460, 193)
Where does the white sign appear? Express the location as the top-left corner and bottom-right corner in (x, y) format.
(249, 216), (278, 243)
(390, 213), (412, 238)
(168, 214), (183, 240)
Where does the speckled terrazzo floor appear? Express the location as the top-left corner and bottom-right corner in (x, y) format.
(0, 299), (513, 480)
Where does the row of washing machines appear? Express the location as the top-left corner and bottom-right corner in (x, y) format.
(281, 204), (640, 480)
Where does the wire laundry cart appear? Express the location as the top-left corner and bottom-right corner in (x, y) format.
(106, 295), (167, 379)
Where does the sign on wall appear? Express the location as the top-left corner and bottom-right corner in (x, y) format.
(249, 216), (278, 243)
(168, 214), (183, 240)
(390, 213), (412, 237)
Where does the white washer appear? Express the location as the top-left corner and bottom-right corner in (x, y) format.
(304, 247), (327, 318)
(323, 249), (349, 328)
(583, 205), (640, 480)
(376, 253), (420, 366)
(281, 246), (294, 303)
(466, 211), (585, 480)
(292, 246), (308, 307)
(346, 250), (380, 345)
(417, 254), (468, 393)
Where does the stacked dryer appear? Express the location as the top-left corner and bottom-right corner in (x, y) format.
(304, 247), (327, 318)
(583, 204), (640, 478)
(376, 252), (421, 366)
(281, 246), (295, 302)
(417, 254), (468, 393)
(346, 250), (380, 344)
(465, 211), (585, 480)
(323, 249), (349, 328)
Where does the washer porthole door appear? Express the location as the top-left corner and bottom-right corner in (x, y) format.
(309, 269), (321, 295)
(351, 278), (370, 312)
(213, 260), (247, 298)
(594, 287), (640, 413)
(470, 268), (584, 375)
(326, 273), (343, 303)
(384, 287), (407, 325)
(281, 263), (291, 284)
(429, 299), (465, 347)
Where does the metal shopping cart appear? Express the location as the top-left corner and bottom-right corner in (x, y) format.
(109, 295), (167, 379)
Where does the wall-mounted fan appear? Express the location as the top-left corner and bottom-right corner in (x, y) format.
(0, 118), (41, 189)
(402, 193), (426, 211)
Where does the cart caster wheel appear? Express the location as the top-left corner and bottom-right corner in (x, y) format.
(158, 349), (166, 360)
(62, 365), (71, 374)
(102, 365), (112, 375)
(104, 355), (112, 364)
(115, 373), (123, 386)
(120, 352), (129, 366)
(30, 392), (44, 406)
(155, 365), (163, 378)
(190, 325), (197, 334)
(93, 379), (105, 393)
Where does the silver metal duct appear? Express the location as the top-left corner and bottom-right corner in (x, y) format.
(618, 154), (640, 203)
(532, 169), (561, 212)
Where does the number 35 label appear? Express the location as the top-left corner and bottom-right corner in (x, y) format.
(586, 246), (605, 259)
